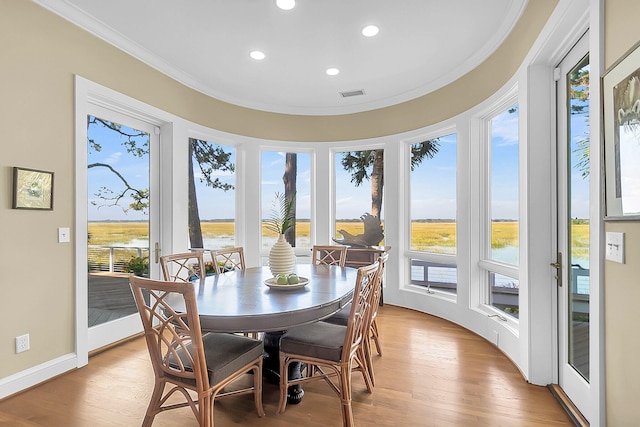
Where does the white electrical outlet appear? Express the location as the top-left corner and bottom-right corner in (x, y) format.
(16, 334), (30, 353)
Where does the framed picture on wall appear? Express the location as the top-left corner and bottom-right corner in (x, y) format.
(603, 40), (640, 220)
(12, 167), (54, 210)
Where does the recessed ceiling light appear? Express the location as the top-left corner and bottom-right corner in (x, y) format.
(250, 50), (266, 60)
(326, 68), (340, 76)
(362, 25), (379, 37)
(276, 0), (295, 10)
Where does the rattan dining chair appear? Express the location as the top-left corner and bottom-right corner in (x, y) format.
(276, 261), (381, 427)
(311, 245), (348, 267)
(211, 247), (245, 274)
(211, 247), (260, 338)
(129, 276), (265, 427)
(160, 252), (206, 283)
(323, 254), (388, 386)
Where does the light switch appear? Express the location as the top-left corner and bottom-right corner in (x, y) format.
(58, 227), (70, 243)
(605, 231), (624, 264)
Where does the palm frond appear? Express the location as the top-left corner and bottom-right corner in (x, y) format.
(265, 192), (296, 234)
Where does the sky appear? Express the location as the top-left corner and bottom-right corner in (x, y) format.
(86, 105), (590, 223)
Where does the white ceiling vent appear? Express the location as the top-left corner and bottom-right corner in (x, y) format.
(339, 89), (366, 98)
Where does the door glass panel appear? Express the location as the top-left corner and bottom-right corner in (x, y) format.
(87, 115), (150, 328)
(567, 55), (590, 380)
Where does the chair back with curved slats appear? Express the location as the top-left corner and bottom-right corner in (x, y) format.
(211, 247), (245, 274)
(311, 245), (348, 267)
(343, 261), (380, 363)
(277, 261), (380, 427)
(160, 252), (206, 283)
(129, 275), (265, 426)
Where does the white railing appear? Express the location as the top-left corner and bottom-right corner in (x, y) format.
(88, 245), (149, 273)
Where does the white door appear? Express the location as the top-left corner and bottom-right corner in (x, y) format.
(86, 105), (160, 351)
(555, 32), (591, 418)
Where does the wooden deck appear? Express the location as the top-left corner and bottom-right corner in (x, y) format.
(88, 273), (137, 327)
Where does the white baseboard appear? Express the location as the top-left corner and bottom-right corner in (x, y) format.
(0, 353), (78, 400)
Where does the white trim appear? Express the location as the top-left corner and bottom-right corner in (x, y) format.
(0, 354), (77, 400)
(74, 76), (176, 362)
(589, 0), (605, 424)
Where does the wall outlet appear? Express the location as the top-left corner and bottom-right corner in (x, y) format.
(16, 334), (30, 353)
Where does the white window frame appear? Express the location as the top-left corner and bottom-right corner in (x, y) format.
(403, 127), (459, 301)
(186, 125), (246, 253)
(330, 142), (387, 244)
(258, 144), (316, 259)
(474, 87), (521, 329)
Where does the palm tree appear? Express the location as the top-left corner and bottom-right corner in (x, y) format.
(340, 140), (440, 218)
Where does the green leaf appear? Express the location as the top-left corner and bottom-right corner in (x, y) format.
(265, 191), (296, 234)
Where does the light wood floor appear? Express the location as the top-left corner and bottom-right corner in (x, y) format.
(0, 305), (573, 426)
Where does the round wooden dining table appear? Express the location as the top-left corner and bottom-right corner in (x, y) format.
(185, 264), (357, 333)
(168, 263), (358, 404)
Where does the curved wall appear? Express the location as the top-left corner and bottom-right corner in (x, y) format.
(0, 0), (556, 383)
(41, 0), (557, 143)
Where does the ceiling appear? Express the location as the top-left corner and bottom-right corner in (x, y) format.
(37, 0), (527, 116)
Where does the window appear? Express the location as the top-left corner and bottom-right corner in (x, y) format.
(486, 103), (519, 316)
(261, 151), (311, 258)
(334, 149), (384, 244)
(409, 133), (458, 294)
(187, 138), (236, 250)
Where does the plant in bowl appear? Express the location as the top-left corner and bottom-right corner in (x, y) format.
(266, 192), (298, 275)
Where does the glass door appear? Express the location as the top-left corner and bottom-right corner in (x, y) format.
(86, 105), (159, 351)
(556, 32), (591, 417)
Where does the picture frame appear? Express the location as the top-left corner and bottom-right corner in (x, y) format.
(12, 167), (54, 210)
(603, 40), (640, 220)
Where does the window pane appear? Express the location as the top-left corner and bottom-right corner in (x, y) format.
(490, 104), (519, 265)
(334, 150), (384, 243)
(489, 272), (519, 318)
(410, 134), (456, 254)
(410, 259), (458, 294)
(568, 55), (590, 380)
(188, 138), (236, 250)
(261, 151), (311, 254)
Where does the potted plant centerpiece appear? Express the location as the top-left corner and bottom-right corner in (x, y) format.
(265, 192), (296, 276)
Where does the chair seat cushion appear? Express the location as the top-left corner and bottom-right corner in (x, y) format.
(169, 333), (264, 386)
(280, 322), (346, 362)
(322, 303), (350, 326)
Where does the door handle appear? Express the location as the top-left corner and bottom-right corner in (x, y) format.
(154, 242), (160, 264)
(550, 252), (562, 287)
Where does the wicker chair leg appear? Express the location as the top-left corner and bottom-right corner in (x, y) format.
(371, 319), (382, 356)
(339, 366), (355, 427)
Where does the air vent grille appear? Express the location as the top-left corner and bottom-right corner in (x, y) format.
(339, 89), (365, 98)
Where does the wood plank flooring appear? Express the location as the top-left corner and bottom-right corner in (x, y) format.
(0, 305), (574, 426)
